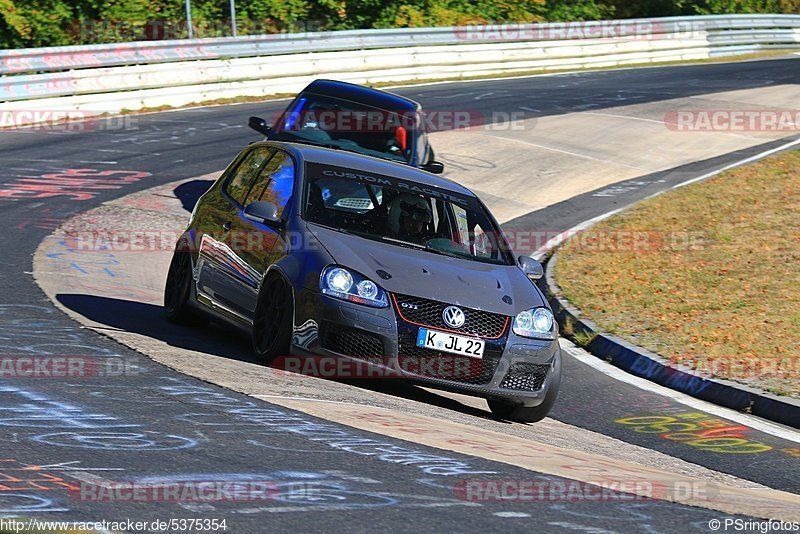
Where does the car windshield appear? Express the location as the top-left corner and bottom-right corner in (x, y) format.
(271, 93), (415, 164)
(303, 163), (514, 266)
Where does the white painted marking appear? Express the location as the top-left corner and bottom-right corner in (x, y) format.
(582, 111), (759, 142)
(668, 136), (800, 191)
(96, 148), (161, 156)
(480, 134), (649, 171)
(531, 136), (800, 439)
(494, 512), (532, 518)
(548, 521), (617, 533)
(580, 111), (665, 125)
(532, 135), (800, 259)
(532, 208), (625, 260)
(560, 339), (800, 443)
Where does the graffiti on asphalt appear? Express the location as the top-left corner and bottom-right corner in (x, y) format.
(615, 413), (773, 454)
(0, 168), (150, 201)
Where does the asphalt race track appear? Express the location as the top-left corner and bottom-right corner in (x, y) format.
(1, 58), (799, 532)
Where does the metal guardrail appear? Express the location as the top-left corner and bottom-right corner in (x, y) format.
(1, 14), (798, 76)
(0, 14), (798, 120)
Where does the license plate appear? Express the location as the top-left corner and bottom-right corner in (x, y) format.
(416, 328), (484, 358)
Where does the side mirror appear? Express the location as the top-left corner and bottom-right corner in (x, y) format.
(248, 116), (272, 137)
(518, 256), (544, 280)
(422, 161), (444, 174)
(244, 201), (281, 226)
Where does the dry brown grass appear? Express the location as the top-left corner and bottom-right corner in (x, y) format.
(555, 149), (800, 397)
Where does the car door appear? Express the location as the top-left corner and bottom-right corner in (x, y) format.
(196, 145), (274, 308)
(214, 149), (296, 320)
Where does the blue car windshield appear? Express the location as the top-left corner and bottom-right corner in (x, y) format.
(303, 164), (514, 266)
(272, 94), (415, 164)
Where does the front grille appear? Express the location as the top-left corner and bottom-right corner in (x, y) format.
(392, 293), (509, 339)
(321, 326), (385, 363)
(499, 363), (551, 391)
(397, 339), (502, 385)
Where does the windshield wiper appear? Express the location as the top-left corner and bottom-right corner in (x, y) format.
(380, 237), (463, 259)
(271, 132), (340, 150)
(424, 246), (462, 259)
(381, 236), (425, 249)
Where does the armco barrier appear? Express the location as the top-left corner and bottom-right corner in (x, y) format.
(1, 15), (798, 123)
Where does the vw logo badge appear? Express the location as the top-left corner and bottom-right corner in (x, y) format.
(442, 306), (466, 328)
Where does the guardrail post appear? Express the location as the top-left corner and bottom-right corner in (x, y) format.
(230, 0), (237, 37)
(186, 0), (193, 39)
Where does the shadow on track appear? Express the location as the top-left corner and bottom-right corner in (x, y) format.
(174, 180), (214, 213)
(55, 293), (496, 421)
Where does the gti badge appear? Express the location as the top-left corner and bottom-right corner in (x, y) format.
(442, 306), (466, 328)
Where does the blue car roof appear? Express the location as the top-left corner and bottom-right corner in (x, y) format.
(302, 80), (419, 113)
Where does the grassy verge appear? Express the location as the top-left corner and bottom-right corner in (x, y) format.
(554, 149), (800, 397)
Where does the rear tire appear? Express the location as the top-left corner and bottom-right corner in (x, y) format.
(252, 275), (293, 364)
(164, 246), (204, 325)
(488, 355), (561, 423)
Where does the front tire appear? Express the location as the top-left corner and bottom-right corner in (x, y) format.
(252, 274), (293, 364)
(488, 355), (562, 423)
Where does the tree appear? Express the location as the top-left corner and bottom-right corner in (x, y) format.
(0, 0), (76, 48)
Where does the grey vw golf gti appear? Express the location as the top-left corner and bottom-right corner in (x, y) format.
(165, 141), (561, 422)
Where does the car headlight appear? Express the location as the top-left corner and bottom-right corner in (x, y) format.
(320, 266), (388, 308)
(512, 308), (556, 340)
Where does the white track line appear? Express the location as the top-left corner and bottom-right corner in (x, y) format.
(535, 137), (800, 440)
(533, 135), (800, 259)
(669, 136), (800, 191)
(560, 339), (800, 443)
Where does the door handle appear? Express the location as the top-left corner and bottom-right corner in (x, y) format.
(222, 221), (232, 231)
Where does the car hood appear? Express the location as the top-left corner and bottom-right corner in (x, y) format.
(307, 223), (545, 315)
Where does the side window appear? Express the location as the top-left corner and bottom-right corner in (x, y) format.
(225, 147), (273, 205)
(431, 199), (452, 238)
(253, 151), (295, 217)
(452, 205), (470, 245)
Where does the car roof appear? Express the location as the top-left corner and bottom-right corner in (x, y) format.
(302, 79), (419, 113)
(271, 141), (475, 198)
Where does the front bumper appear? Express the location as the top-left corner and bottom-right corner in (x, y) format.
(291, 289), (560, 407)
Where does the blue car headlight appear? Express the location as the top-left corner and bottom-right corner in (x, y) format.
(320, 266), (388, 308)
(512, 308), (556, 340)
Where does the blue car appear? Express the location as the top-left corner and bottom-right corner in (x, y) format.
(248, 79), (444, 174)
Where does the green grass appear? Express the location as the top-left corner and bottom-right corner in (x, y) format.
(555, 149), (800, 397)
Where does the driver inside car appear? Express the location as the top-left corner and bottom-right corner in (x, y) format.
(387, 193), (434, 245)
